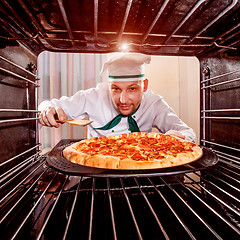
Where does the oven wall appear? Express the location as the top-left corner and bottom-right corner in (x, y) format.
(0, 44), (37, 170)
(199, 55), (240, 152)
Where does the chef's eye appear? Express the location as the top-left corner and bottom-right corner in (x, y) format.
(111, 87), (120, 92)
(129, 87), (137, 91)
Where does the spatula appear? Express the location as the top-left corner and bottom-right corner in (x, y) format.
(56, 119), (93, 126)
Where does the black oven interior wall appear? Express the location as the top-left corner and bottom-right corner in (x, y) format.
(0, 45), (38, 173)
(199, 55), (240, 157)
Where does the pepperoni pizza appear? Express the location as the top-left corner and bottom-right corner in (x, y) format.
(63, 132), (202, 170)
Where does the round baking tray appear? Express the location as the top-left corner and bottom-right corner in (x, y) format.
(46, 140), (219, 178)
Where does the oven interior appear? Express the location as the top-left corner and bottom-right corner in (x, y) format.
(0, 0), (240, 239)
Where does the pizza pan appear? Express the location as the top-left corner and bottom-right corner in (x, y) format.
(46, 139), (219, 178)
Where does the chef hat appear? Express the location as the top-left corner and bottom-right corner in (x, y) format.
(101, 53), (151, 82)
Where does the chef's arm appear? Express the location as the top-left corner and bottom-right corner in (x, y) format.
(38, 101), (67, 128)
(162, 116), (197, 143)
(165, 129), (196, 142)
(153, 100), (197, 143)
(177, 128), (197, 142)
(38, 89), (89, 127)
(165, 130), (185, 139)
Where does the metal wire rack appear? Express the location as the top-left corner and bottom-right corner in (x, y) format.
(0, 149), (239, 240)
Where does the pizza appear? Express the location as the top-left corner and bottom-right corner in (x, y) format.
(63, 132), (202, 170)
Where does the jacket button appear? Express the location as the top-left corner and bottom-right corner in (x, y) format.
(112, 130), (114, 132)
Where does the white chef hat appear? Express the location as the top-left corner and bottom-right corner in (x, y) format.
(101, 53), (151, 82)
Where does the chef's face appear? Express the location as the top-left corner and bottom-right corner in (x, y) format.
(109, 79), (148, 115)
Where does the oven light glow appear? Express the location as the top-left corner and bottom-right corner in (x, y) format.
(120, 43), (129, 51)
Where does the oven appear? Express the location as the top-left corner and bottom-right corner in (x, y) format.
(0, 0), (239, 239)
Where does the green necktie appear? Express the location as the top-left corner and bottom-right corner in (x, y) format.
(95, 105), (140, 132)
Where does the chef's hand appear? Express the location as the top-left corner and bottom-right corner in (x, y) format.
(165, 130), (185, 140)
(39, 106), (67, 128)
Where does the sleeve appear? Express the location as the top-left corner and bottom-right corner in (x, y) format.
(152, 98), (197, 143)
(38, 88), (97, 120)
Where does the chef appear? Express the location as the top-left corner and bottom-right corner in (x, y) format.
(38, 53), (196, 142)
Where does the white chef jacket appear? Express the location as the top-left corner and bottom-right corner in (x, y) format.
(38, 83), (196, 142)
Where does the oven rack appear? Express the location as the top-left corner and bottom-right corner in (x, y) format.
(0, 55), (36, 78)
(0, 144), (41, 171)
(201, 69), (240, 91)
(0, 66), (38, 86)
(0, 55), (38, 85)
(0, 109), (40, 126)
(201, 67), (240, 148)
(0, 56), (39, 126)
(0, 152), (239, 240)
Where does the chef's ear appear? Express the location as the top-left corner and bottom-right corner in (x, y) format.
(143, 79), (148, 92)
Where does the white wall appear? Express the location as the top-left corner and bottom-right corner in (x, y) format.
(179, 57), (200, 144)
(146, 56), (200, 144)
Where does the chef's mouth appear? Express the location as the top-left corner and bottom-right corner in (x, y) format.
(119, 105), (131, 110)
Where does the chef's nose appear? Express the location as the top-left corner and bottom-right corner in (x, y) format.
(120, 91), (129, 103)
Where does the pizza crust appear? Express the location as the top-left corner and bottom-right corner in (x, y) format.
(63, 132), (203, 170)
